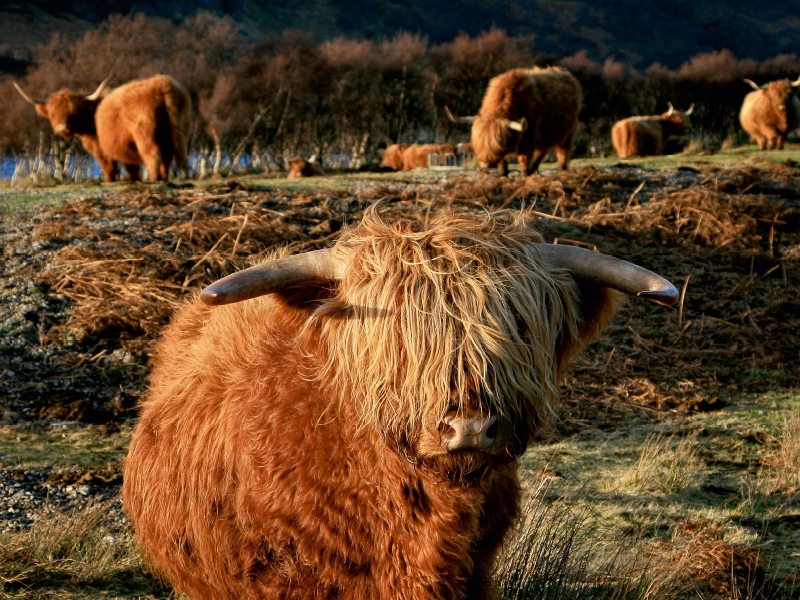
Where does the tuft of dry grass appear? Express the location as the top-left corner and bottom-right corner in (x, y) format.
(759, 413), (800, 496)
(0, 500), (166, 598)
(621, 432), (700, 494)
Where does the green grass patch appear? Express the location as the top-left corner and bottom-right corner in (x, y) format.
(0, 424), (132, 471)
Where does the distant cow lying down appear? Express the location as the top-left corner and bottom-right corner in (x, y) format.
(123, 208), (678, 600)
(287, 156), (325, 178)
(381, 143), (408, 170)
(611, 103), (694, 158)
(401, 143), (456, 170)
(14, 75), (191, 182)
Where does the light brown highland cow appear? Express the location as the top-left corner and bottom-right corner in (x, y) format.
(739, 77), (800, 150)
(447, 66), (581, 175)
(611, 103), (694, 158)
(14, 75), (191, 182)
(381, 143), (407, 170)
(401, 143), (456, 170)
(287, 156), (325, 178)
(123, 209), (677, 600)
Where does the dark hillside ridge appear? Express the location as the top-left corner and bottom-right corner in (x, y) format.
(2, 0), (800, 68)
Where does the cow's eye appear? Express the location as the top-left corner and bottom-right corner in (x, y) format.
(778, 104), (785, 110)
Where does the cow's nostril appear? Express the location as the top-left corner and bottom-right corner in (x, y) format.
(485, 420), (498, 441)
(438, 421), (456, 437)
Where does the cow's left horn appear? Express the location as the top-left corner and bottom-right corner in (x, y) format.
(12, 82), (45, 105)
(684, 103), (694, 115)
(508, 118), (527, 132)
(85, 76), (112, 101)
(532, 244), (679, 306)
(791, 76), (800, 88)
(445, 106), (477, 124)
(200, 249), (344, 305)
(666, 102), (674, 116)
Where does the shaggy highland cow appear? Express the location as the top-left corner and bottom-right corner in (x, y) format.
(611, 103), (694, 158)
(381, 143), (408, 170)
(287, 156), (325, 178)
(14, 75), (191, 182)
(401, 143), (456, 170)
(124, 209), (677, 600)
(740, 77), (800, 150)
(446, 66), (581, 175)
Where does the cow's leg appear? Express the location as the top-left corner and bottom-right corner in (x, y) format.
(755, 136), (766, 150)
(132, 131), (165, 181)
(99, 159), (118, 183)
(777, 136), (785, 150)
(518, 154), (531, 176)
(526, 149), (546, 174)
(463, 467), (520, 600)
(124, 164), (141, 183)
(496, 160), (508, 177)
(556, 144), (572, 171)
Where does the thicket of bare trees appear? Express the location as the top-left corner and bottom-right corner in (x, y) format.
(1, 12), (799, 179)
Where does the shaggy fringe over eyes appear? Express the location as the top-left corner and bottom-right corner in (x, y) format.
(313, 207), (580, 437)
(473, 117), (513, 164)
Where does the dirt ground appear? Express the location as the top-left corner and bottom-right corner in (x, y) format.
(1, 161), (799, 598)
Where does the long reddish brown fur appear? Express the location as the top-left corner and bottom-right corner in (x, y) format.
(24, 75), (190, 182)
(611, 108), (692, 158)
(470, 66), (581, 175)
(739, 79), (800, 150)
(381, 143), (407, 170)
(123, 211), (620, 600)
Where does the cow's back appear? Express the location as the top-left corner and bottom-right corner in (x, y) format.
(96, 75), (190, 167)
(612, 116), (662, 157)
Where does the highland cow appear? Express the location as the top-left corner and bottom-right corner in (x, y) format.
(611, 103), (694, 158)
(739, 77), (800, 150)
(14, 75), (191, 182)
(381, 143), (407, 170)
(401, 143), (456, 170)
(123, 209), (677, 600)
(287, 155), (325, 178)
(446, 66), (581, 175)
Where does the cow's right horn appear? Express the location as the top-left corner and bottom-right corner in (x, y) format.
(533, 244), (679, 306)
(445, 106), (477, 124)
(666, 102), (674, 116)
(85, 76), (112, 101)
(200, 249), (344, 305)
(12, 82), (45, 105)
(791, 76), (800, 88)
(743, 79), (763, 91)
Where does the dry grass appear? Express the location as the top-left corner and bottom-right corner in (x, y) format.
(0, 500), (166, 599)
(759, 413), (800, 497)
(620, 432), (700, 494)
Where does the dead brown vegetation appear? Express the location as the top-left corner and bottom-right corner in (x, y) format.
(30, 165), (800, 428)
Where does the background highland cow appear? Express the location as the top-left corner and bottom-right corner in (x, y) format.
(447, 66), (581, 175)
(739, 76), (800, 150)
(611, 103), (694, 158)
(14, 74), (191, 181)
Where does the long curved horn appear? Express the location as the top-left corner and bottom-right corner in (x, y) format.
(445, 106), (477, 124)
(12, 82), (45, 105)
(200, 249), (344, 306)
(743, 79), (763, 91)
(85, 76), (112, 101)
(666, 102), (674, 117)
(533, 244), (679, 306)
(684, 103), (694, 116)
(791, 76), (800, 88)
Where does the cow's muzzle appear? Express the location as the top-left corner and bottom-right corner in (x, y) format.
(441, 414), (498, 451)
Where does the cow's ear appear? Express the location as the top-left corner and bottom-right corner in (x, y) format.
(556, 282), (623, 373)
(34, 103), (49, 118)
